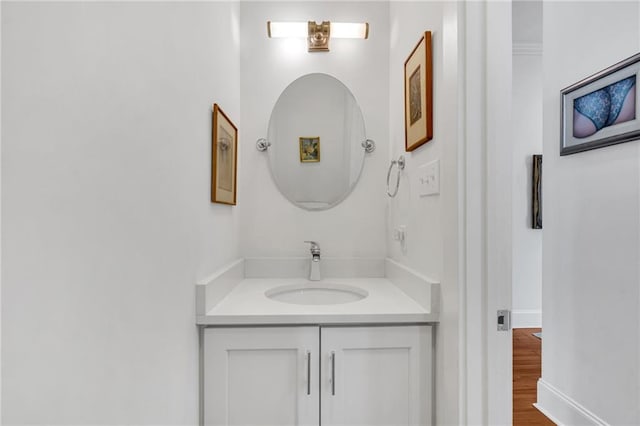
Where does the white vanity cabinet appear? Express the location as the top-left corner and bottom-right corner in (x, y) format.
(321, 326), (432, 426)
(203, 325), (432, 426)
(204, 327), (319, 426)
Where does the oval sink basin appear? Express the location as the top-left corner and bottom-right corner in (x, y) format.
(265, 283), (368, 305)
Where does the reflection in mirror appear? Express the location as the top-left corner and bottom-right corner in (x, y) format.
(267, 73), (369, 210)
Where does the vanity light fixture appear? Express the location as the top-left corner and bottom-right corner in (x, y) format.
(267, 21), (369, 52)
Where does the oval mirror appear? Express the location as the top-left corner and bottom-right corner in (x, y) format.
(266, 73), (369, 210)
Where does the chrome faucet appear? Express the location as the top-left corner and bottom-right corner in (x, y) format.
(304, 241), (321, 281)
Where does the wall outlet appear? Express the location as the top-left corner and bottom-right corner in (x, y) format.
(418, 159), (440, 196)
(393, 225), (406, 243)
(393, 225), (407, 252)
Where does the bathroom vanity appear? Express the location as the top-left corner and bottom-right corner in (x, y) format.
(197, 71), (439, 425)
(196, 259), (439, 426)
(204, 325), (430, 426)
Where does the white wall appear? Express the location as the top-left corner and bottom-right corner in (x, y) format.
(540, 2), (640, 423)
(0, 3), (3, 419)
(1, 2), (241, 423)
(238, 1), (388, 259)
(512, 52), (543, 328)
(388, 2), (444, 279)
(389, 3), (460, 424)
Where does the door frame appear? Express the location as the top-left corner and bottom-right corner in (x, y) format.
(459, 1), (513, 425)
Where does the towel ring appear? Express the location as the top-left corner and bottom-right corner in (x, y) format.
(386, 155), (405, 197)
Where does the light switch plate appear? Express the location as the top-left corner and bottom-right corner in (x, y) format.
(418, 159), (440, 196)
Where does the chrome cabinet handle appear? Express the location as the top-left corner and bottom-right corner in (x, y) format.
(331, 351), (336, 396)
(306, 351), (311, 396)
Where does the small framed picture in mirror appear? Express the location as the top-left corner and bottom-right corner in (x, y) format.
(404, 31), (433, 152)
(211, 103), (238, 205)
(299, 137), (320, 162)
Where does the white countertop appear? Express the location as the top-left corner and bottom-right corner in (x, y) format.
(196, 277), (439, 326)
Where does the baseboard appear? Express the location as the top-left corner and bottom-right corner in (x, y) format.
(512, 309), (541, 328)
(536, 379), (610, 426)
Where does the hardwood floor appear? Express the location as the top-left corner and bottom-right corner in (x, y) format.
(513, 328), (555, 426)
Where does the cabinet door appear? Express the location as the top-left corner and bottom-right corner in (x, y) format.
(321, 326), (432, 426)
(204, 327), (319, 426)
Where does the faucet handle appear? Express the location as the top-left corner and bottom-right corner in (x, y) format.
(304, 241), (321, 255)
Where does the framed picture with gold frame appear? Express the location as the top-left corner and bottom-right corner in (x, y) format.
(404, 31), (433, 152)
(299, 136), (320, 162)
(211, 103), (238, 205)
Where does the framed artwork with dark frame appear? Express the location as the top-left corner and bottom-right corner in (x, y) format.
(299, 136), (320, 162)
(532, 155), (542, 229)
(404, 31), (433, 152)
(211, 103), (238, 205)
(561, 52), (640, 155)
